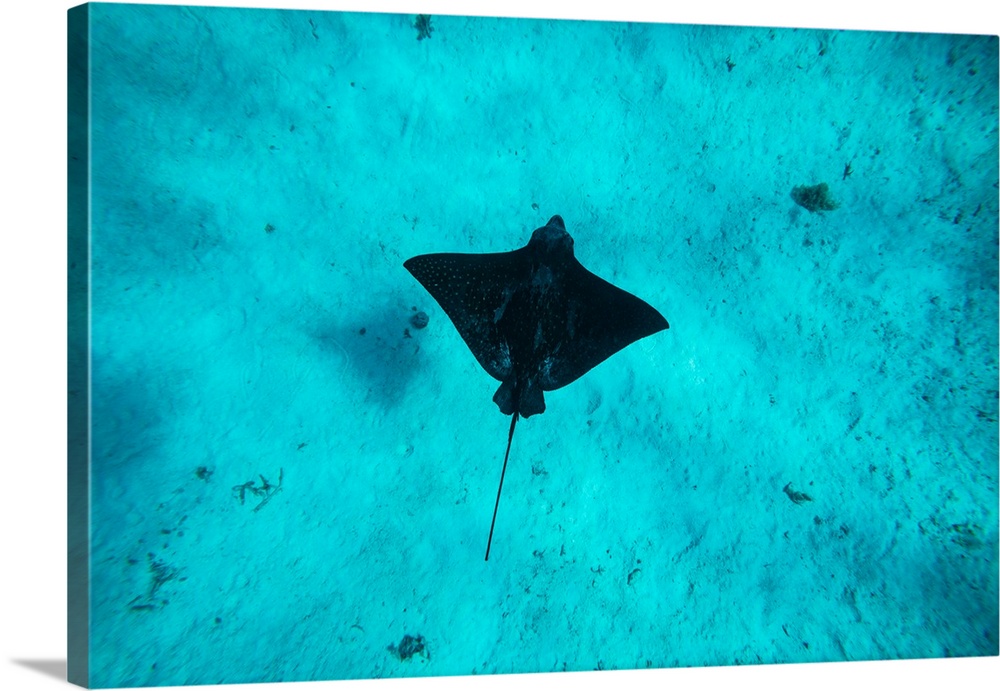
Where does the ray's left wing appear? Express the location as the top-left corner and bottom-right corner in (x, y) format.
(404, 250), (530, 382)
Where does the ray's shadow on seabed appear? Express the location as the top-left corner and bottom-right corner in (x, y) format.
(310, 304), (430, 410)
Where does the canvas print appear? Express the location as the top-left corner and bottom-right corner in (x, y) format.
(67, 2), (999, 688)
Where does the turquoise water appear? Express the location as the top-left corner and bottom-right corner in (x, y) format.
(82, 3), (998, 687)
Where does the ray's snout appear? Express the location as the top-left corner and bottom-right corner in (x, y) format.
(528, 215), (574, 259)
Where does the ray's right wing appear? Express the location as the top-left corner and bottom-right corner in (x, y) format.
(540, 260), (669, 391)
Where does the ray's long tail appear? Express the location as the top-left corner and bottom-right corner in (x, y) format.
(484, 412), (519, 561)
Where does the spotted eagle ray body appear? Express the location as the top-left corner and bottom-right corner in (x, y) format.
(404, 215), (668, 559)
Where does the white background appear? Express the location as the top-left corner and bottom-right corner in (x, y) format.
(1, 1), (997, 690)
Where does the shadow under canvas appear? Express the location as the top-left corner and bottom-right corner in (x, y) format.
(12, 659), (68, 682)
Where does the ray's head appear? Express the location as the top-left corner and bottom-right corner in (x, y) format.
(527, 215), (574, 262)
